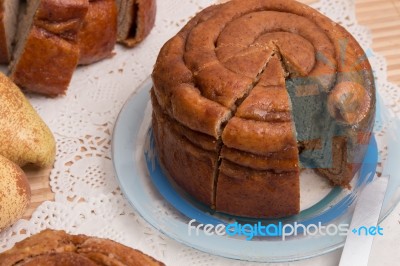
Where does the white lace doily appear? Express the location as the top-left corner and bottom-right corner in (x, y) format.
(1, 0), (399, 265)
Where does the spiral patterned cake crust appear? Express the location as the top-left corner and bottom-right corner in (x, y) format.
(151, 0), (375, 218)
(0, 230), (164, 265)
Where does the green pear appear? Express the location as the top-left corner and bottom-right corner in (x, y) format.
(0, 154), (31, 231)
(0, 73), (56, 167)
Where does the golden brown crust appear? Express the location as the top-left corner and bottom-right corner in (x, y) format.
(258, 55), (286, 86)
(17, 253), (98, 266)
(170, 83), (231, 138)
(216, 45), (274, 78)
(152, 91), (218, 206)
(152, 0), (374, 133)
(221, 146), (298, 172)
(36, 0), (89, 24)
(236, 85), (292, 122)
(222, 117), (297, 156)
(10, 0), (89, 96)
(78, 0), (117, 65)
(193, 63), (254, 109)
(119, 0), (156, 47)
(11, 27), (80, 96)
(216, 160), (299, 218)
(152, 89), (219, 152)
(151, 0), (375, 218)
(0, 229), (164, 266)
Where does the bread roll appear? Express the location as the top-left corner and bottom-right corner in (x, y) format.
(0, 0), (19, 63)
(0, 229), (165, 265)
(9, 0), (89, 96)
(0, 154), (31, 231)
(117, 0), (156, 47)
(78, 0), (118, 65)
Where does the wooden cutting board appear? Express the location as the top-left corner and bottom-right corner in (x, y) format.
(23, 0), (400, 219)
(23, 166), (53, 218)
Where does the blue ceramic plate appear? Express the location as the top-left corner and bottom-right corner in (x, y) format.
(112, 78), (400, 262)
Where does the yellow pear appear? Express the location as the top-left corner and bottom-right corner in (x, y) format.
(0, 154), (31, 231)
(0, 73), (56, 167)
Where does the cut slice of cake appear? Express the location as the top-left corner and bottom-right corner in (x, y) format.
(9, 0), (89, 96)
(116, 0), (156, 47)
(151, 0), (376, 218)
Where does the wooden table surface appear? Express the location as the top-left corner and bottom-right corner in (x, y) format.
(23, 0), (400, 221)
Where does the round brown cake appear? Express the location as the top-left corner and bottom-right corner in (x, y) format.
(151, 0), (375, 218)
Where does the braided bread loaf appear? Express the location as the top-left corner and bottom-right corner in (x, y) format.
(151, 0), (375, 218)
